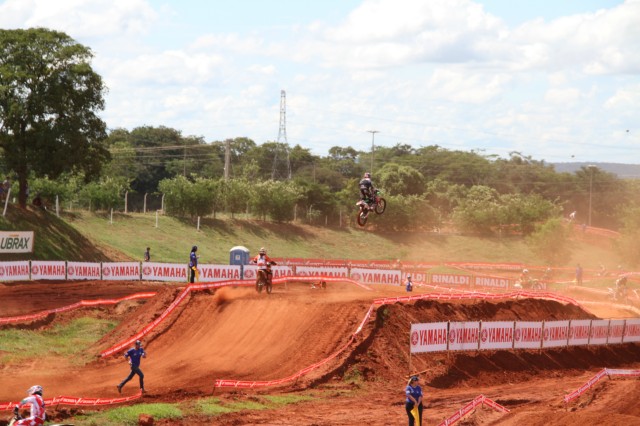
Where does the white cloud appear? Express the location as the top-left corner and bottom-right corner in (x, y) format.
(0, 0), (157, 38)
(544, 88), (582, 104)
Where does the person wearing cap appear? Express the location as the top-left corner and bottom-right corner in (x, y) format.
(405, 375), (423, 426)
(117, 340), (147, 394)
(406, 274), (413, 292)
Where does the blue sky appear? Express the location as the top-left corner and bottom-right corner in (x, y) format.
(1, 0), (638, 164)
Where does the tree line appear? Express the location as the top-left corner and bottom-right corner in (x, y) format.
(3, 28), (640, 265)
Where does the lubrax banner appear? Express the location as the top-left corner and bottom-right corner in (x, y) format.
(0, 231), (34, 253)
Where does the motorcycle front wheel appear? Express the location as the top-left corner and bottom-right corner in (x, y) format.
(375, 197), (387, 214)
(266, 282), (273, 294)
(357, 210), (368, 226)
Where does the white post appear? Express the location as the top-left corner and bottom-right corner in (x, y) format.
(2, 188), (10, 217)
(155, 210), (159, 228)
(124, 191), (128, 214)
(143, 193), (148, 214)
(197, 216), (201, 231)
(55, 195), (59, 217)
(110, 208), (113, 224)
(161, 194), (165, 213)
(69, 201), (72, 212)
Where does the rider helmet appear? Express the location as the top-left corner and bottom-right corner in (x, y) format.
(364, 172), (371, 179)
(259, 247), (266, 255)
(27, 385), (43, 396)
(192, 245), (197, 252)
(407, 274), (411, 279)
(135, 340), (141, 346)
(522, 269), (529, 274)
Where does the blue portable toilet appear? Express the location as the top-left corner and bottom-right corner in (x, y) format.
(229, 246), (250, 277)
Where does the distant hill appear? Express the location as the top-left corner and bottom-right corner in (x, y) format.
(552, 162), (640, 179)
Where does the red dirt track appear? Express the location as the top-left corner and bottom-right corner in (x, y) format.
(1, 280), (640, 425)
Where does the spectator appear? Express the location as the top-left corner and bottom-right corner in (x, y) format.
(405, 274), (413, 292)
(575, 264), (583, 285)
(189, 246), (199, 283)
(144, 247), (151, 262)
(405, 375), (423, 426)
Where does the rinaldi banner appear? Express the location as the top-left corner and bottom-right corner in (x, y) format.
(0, 231), (34, 253)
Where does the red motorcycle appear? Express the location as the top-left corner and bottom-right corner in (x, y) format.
(255, 261), (276, 294)
(356, 189), (386, 226)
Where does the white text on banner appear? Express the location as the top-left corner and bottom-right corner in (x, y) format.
(410, 322), (448, 353)
(480, 321), (514, 350)
(448, 321), (480, 351)
(430, 273), (471, 286)
(514, 321), (543, 349)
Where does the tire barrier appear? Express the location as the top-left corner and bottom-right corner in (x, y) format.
(0, 292), (157, 326)
(564, 368), (640, 403)
(436, 394), (509, 426)
(0, 390), (142, 411)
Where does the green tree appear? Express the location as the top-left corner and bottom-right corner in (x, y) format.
(377, 163), (425, 196)
(527, 218), (573, 265)
(0, 28), (109, 207)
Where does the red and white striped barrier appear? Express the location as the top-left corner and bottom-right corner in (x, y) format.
(0, 390), (142, 411)
(564, 368), (640, 403)
(0, 292), (157, 326)
(436, 394), (509, 426)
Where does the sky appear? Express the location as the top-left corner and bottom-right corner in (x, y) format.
(1, 0), (639, 164)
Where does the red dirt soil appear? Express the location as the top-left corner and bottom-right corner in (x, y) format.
(1, 280), (639, 425)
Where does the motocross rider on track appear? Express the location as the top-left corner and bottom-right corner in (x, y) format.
(12, 385), (46, 425)
(252, 247), (276, 286)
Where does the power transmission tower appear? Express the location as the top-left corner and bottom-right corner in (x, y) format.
(272, 90), (291, 180)
(223, 139), (231, 180)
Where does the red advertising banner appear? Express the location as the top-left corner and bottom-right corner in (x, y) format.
(141, 262), (187, 282)
(542, 320), (569, 348)
(589, 320), (610, 345)
(568, 319), (591, 347)
(623, 319), (640, 343)
(607, 319), (625, 344)
(479, 321), (514, 350)
(410, 322), (448, 353)
(101, 262), (140, 281)
(0, 261), (30, 281)
(67, 262), (101, 280)
(514, 321), (543, 349)
(448, 321), (480, 351)
(30, 260), (66, 280)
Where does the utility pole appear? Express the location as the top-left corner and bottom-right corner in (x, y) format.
(588, 165), (596, 227)
(273, 90), (291, 179)
(367, 130), (379, 173)
(224, 139), (231, 180)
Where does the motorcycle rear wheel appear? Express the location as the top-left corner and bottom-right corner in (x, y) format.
(375, 197), (387, 214)
(266, 282), (273, 294)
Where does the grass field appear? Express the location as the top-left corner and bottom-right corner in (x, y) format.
(0, 206), (624, 271)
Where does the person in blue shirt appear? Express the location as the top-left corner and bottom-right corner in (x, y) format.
(406, 274), (413, 292)
(189, 246), (198, 283)
(405, 375), (423, 426)
(117, 340), (147, 394)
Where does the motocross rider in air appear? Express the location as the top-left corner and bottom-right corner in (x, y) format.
(359, 172), (377, 210)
